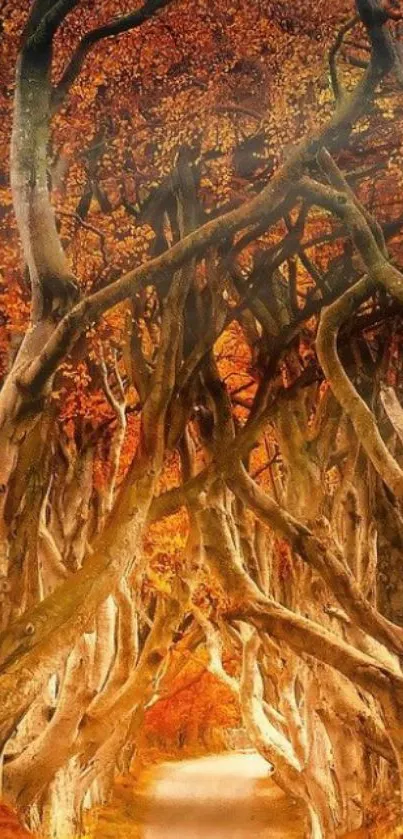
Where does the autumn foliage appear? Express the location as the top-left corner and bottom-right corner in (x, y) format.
(2, 1), (403, 838)
(0, 805), (35, 839)
(142, 649), (241, 756)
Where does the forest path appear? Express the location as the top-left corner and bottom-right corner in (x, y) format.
(93, 751), (308, 838)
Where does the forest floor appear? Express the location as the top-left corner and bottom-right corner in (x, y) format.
(1, 752), (400, 839)
(0, 803), (37, 839)
(89, 752), (304, 838)
(88, 752), (402, 839)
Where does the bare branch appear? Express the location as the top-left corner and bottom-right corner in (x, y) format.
(230, 465), (403, 656)
(329, 16), (360, 100)
(19, 51), (390, 397)
(381, 384), (403, 444)
(355, 0), (403, 83)
(52, 0), (176, 109)
(23, 0), (80, 47)
(316, 278), (403, 498)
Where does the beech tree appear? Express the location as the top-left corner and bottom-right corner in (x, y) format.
(1, 0), (403, 836)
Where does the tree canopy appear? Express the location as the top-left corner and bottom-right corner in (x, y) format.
(1, 1), (403, 837)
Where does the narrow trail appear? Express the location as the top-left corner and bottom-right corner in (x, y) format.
(93, 752), (307, 838)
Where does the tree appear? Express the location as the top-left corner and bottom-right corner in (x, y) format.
(1, 0), (403, 836)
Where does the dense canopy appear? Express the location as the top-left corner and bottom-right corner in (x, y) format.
(1, 1), (403, 836)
